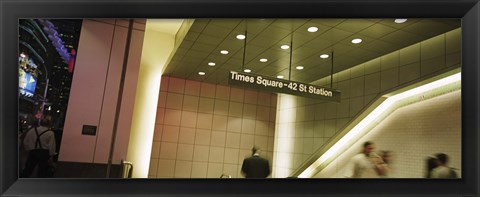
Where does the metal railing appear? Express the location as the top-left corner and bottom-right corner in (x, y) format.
(220, 174), (232, 178)
(121, 160), (133, 178)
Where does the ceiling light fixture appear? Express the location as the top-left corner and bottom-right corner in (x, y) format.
(351, 38), (363, 44)
(198, 72), (205, 75)
(236, 34), (246, 40)
(277, 75), (284, 79)
(220, 50), (229, 54)
(394, 19), (408, 23)
(320, 54), (329, 59)
(281, 45), (290, 50)
(244, 69), (251, 73)
(260, 58), (268, 62)
(296, 66), (304, 70)
(208, 62), (216, 66)
(307, 26), (318, 32)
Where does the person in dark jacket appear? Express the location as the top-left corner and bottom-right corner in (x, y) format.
(241, 146), (270, 178)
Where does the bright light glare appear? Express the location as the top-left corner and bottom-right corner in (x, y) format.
(298, 72), (461, 178)
(260, 58), (268, 62)
(198, 72), (205, 75)
(281, 45), (290, 50)
(236, 34), (246, 40)
(320, 54), (329, 59)
(394, 19), (408, 23)
(244, 69), (251, 73)
(220, 50), (229, 54)
(296, 66), (304, 70)
(277, 75), (284, 79)
(307, 26), (318, 32)
(208, 62), (216, 66)
(351, 38), (362, 44)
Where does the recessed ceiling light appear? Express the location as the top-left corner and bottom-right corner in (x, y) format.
(351, 38), (363, 44)
(296, 66), (304, 70)
(394, 19), (408, 23)
(259, 58), (268, 62)
(208, 62), (216, 66)
(277, 75), (284, 79)
(220, 50), (229, 54)
(244, 69), (251, 73)
(320, 54), (329, 59)
(281, 45), (290, 50)
(307, 26), (318, 32)
(236, 34), (246, 40)
(198, 72), (205, 75)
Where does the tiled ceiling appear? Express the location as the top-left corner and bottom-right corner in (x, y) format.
(164, 18), (460, 85)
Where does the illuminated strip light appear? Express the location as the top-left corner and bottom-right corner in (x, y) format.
(298, 72), (461, 178)
(19, 25), (48, 52)
(29, 19), (49, 42)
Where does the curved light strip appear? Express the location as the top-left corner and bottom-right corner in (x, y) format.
(298, 72), (461, 178)
(29, 19), (49, 42)
(19, 25), (48, 52)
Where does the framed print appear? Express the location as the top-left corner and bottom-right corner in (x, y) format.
(1, 0), (479, 196)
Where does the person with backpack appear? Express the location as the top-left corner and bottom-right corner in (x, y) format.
(431, 153), (458, 178)
(20, 115), (56, 178)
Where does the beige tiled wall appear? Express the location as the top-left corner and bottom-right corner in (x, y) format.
(317, 90), (461, 178)
(149, 76), (277, 178)
(273, 28), (461, 177)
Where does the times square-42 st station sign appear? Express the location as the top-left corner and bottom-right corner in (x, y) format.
(228, 71), (341, 102)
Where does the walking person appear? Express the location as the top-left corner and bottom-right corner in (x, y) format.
(241, 146), (270, 178)
(349, 141), (387, 178)
(431, 153), (458, 178)
(20, 115), (56, 178)
(425, 156), (438, 178)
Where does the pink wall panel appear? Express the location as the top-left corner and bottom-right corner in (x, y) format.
(93, 25), (128, 163)
(59, 20), (115, 163)
(59, 19), (145, 164)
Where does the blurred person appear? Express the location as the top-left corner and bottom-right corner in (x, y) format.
(379, 150), (394, 177)
(349, 141), (387, 178)
(425, 156), (438, 178)
(241, 146), (270, 178)
(20, 115), (56, 178)
(431, 153), (458, 178)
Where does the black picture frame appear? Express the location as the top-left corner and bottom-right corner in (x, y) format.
(1, 0), (479, 196)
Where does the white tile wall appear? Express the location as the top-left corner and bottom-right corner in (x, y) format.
(163, 109), (182, 126)
(168, 77), (185, 94)
(196, 113), (213, 130)
(191, 162), (207, 178)
(159, 142), (177, 159)
(174, 161), (192, 178)
(150, 76), (277, 178)
(157, 159), (175, 177)
(273, 29), (461, 178)
(178, 127), (195, 144)
(166, 93), (184, 110)
(210, 131), (226, 147)
(162, 125), (180, 143)
(316, 90), (461, 178)
(177, 144), (194, 161)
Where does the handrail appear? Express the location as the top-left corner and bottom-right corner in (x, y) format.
(220, 174), (232, 178)
(121, 160), (134, 178)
